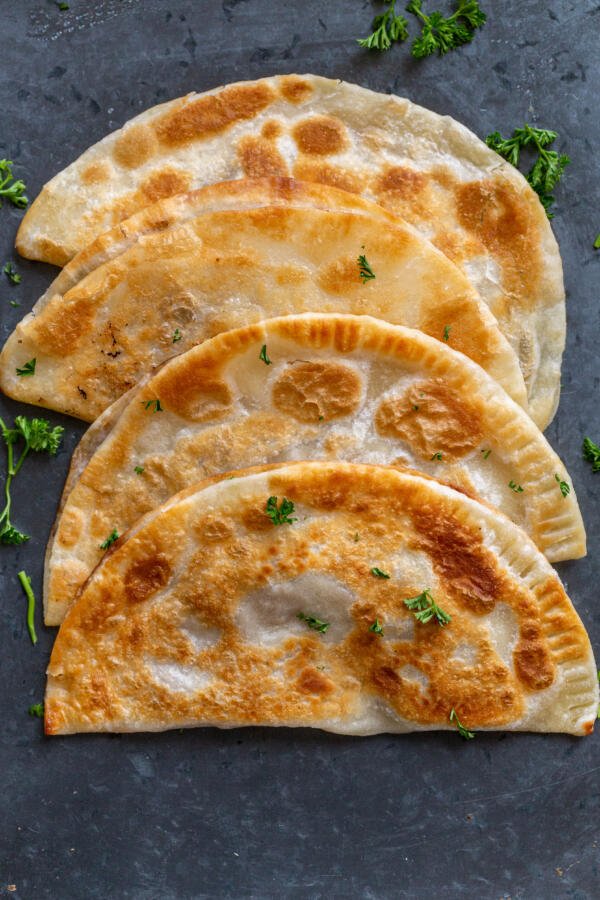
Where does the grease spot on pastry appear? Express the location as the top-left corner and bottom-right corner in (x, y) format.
(375, 379), (484, 462)
(273, 361), (362, 423)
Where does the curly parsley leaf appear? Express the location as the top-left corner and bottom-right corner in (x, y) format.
(297, 612), (330, 634)
(265, 496), (297, 525)
(485, 124), (569, 218)
(0, 415), (64, 546)
(554, 474), (570, 498)
(508, 479), (524, 493)
(404, 588), (451, 626)
(172, 328), (182, 343)
(134, 465), (144, 475)
(28, 702), (44, 718)
(449, 707), (475, 739)
(371, 567), (391, 579)
(3, 262), (21, 284)
(407, 0), (486, 58)
(583, 437), (600, 472)
(357, 0), (409, 51)
(0, 159), (28, 208)
(594, 235), (600, 251)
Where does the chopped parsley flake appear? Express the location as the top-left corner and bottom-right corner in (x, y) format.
(554, 474), (570, 498)
(297, 612), (330, 634)
(265, 496), (297, 525)
(134, 465), (144, 474)
(259, 344), (272, 366)
(369, 618), (384, 636)
(172, 328), (182, 343)
(404, 588), (451, 626)
(100, 529), (119, 550)
(0, 159), (28, 208)
(357, 254), (376, 282)
(481, 448), (492, 459)
(594, 235), (600, 251)
(443, 325), (451, 342)
(371, 567), (390, 579)
(508, 480), (524, 493)
(28, 703), (44, 718)
(16, 358), (36, 378)
(431, 451), (443, 461)
(3, 262), (21, 284)
(143, 399), (162, 413)
(449, 707), (475, 739)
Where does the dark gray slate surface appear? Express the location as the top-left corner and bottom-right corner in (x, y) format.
(1, 2), (599, 898)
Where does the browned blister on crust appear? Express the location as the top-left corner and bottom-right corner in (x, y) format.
(43, 315), (584, 627)
(44, 462), (597, 737)
(15, 75), (565, 427)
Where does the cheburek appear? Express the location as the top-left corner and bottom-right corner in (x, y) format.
(0, 196), (526, 421)
(44, 461), (598, 737)
(45, 314), (584, 628)
(15, 75), (565, 427)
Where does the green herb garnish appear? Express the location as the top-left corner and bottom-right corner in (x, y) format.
(143, 399), (162, 413)
(371, 567), (390, 579)
(134, 465), (144, 474)
(28, 703), (44, 718)
(431, 451), (443, 461)
(16, 358), (36, 378)
(18, 570), (37, 645)
(404, 588), (451, 626)
(369, 618), (385, 636)
(172, 328), (182, 343)
(443, 325), (451, 342)
(408, 0), (486, 57)
(485, 125), (569, 218)
(508, 480), (523, 493)
(449, 707), (475, 739)
(265, 496), (297, 525)
(259, 344), (272, 365)
(554, 474), (570, 498)
(481, 448), (491, 459)
(57, 2), (70, 9)
(0, 159), (28, 208)
(100, 529), (119, 550)
(357, 254), (376, 283)
(3, 262), (21, 284)
(357, 0), (408, 51)
(583, 437), (600, 472)
(0, 416), (63, 545)
(297, 612), (330, 634)
(594, 235), (600, 251)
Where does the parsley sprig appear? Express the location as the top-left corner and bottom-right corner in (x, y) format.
(357, 0), (408, 51)
(357, 254), (376, 283)
(0, 159), (28, 208)
(297, 612), (330, 634)
(554, 474), (570, 498)
(485, 125), (569, 218)
(0, 416), (64, 545)
(358, 1), (486, 57)
(265, 496), (297, 525)
(28, 702), (44, 718)
(404, 588), (451, 626)
(408, 0), (486, 57)
(100, 529), (119, 550)
(369, 618), (385, 636)
(583, 437), (600, 472)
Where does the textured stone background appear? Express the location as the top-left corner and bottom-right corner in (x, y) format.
(1, 2), (599, 898)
